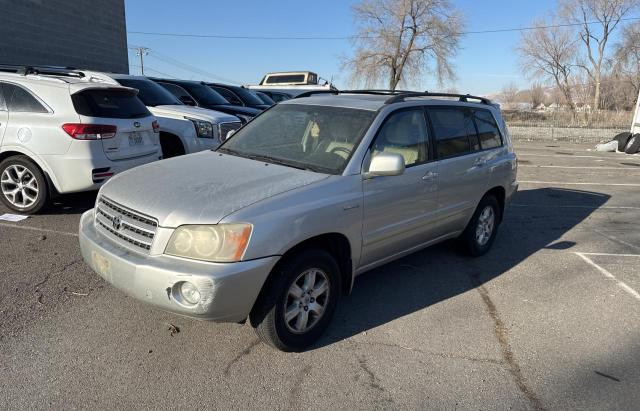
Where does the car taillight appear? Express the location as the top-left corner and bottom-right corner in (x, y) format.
(152, 120), (160, 133)
(62, 124), (117, 140)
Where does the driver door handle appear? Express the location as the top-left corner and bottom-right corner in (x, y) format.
(422, 171), (438, 181)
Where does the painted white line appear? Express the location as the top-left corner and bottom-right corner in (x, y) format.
(575, 252), (640, 301)
(591, 229), (640, 252)
(0, 222), (78, 237)
(519, 165), (640, 171)
(519, 153), (640, 161)
(579, 252), (640, 258)
(519, 180), (640, 187)
(510, 204), (640, 211)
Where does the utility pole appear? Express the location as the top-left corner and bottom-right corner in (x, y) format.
(131, 47), (150, 75)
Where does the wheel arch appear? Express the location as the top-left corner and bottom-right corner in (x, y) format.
(0, 149), (60, 196)
(159, 131), (186, 156)
(485, 185), (506, 222)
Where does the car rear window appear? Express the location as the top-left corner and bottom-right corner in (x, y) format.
(429, 107), (479, 158)
(71, 88), (150, 119)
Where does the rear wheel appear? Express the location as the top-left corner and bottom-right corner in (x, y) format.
(459, 195), (500, 256)
(0, 156), (48, 214)
(250, 249), (341, 352)
(624, 135), (640, 154)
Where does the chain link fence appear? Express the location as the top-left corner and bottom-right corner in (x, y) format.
(503, 110), (632, 143)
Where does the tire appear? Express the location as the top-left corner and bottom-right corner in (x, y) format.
(249, 249), (341, 352)
(613, 132), (631, 152)
(459, 195), (500, 257)
(624, 135), (640, 154)
(0, 155), (49, 214)
(160, 134), (185, 159)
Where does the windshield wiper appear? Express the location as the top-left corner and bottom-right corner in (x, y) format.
(217, 148), (319, 172)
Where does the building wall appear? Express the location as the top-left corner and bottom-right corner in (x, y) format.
(0, 0), (129, 73)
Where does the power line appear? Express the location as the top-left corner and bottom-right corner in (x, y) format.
(129, 63), (177, 79)
(146, 50), (243, 84)
(127, 16), (640, 40)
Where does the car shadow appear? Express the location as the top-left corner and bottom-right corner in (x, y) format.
(44, 191), (98, 215)
(317, 187), (610, 348)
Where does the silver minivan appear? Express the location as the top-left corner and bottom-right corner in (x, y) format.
(79, 91), (518, 351)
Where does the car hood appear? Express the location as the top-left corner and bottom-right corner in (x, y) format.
(150, 105), (239, 123)
(209, 104), (261, 116)
(99, 151), (329, 227)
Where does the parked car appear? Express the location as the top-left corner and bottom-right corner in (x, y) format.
(0, 65), (161, 214)
(79, 90), (518, 351)
(246, 71), (336, 97)
(206, 83), (271, 110)
(258, 90), (291, 103)
(151, 78), (259, 123)
(254, 91), (276, 106)
(87, 73), (241, 157)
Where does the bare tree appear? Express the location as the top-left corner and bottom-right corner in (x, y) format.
(518, 19), (577, 110)
(560, 0), (638, 110)
(500, 82), (519, 109)
(343, 0), (463, 90)
(612, 22), (640, 100)
(528, 82), (546, 108)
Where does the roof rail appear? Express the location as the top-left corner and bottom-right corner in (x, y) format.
(384, 92), (491, 105)
(293, 89), (491, 105)
(0, 64), (85, 78)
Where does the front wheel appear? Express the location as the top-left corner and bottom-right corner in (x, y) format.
(0, 156), (49, 214)
(459, 195), (500, 256)
(250, 249), (341, 352)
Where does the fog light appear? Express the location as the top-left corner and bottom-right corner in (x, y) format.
(180, 281), (201, 305)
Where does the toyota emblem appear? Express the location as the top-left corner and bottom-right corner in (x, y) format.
(133, 121), (141, 128)
(112, 216), (122, 230)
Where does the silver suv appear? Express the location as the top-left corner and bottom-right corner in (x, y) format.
(79, 91), (518, 351)
(0, 66), (161, 214)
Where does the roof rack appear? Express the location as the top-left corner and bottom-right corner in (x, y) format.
(293, 89), (491, 105)
(0, 64), (85, 78)
(384, 92), (491, 105)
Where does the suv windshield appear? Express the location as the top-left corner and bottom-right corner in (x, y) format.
(229, 86), (265, 106)
(182, 83), (229, 106)
(219, 104), (375, 174)
(71, 88), (150, 119)
(117, 79), (181, 106)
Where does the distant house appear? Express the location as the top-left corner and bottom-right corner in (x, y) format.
(534, 103), (547, 111)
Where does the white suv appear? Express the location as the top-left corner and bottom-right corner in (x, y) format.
(0, 66), (161, 214)
(89, 73), (242, 157)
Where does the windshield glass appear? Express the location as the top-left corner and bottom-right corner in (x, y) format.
(117, 79), (181, 106)
(231, 86), (265, 106)
(183, 83), (229, 105)
(219, 104), (375, 174)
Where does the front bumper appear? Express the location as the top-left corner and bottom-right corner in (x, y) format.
(79, 210), (278, 322)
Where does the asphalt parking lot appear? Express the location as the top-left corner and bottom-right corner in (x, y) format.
(1, 142), (639, 410)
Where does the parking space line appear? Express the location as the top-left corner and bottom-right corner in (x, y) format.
(519, 153), (640, 161)
(0, 222), (78, 237)
(519, 165), (640, 171)
(575, 252), (640, 301)
(578, 252), (640, 258)
(510, 204), (640, 211)
(519, 180), (640, 187)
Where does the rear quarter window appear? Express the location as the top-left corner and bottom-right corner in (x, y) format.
(429, 107), (479, 159)
(474, 110), (503, 149)
(3, 83), (48, 113)
(72, 88), (150, 119)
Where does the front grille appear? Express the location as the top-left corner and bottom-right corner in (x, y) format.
(219, 121), (242, 142)
(94, 196), (158, 253)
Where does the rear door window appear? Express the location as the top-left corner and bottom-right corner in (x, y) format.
(71, 88), (150, 119)
(473, 110), (503, 149)
(3, 83), (48, 113)
(429, 107), (479, 159)
(0, 83), (6, 111)
(371, 109), (429, 167)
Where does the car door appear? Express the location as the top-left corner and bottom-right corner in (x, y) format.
(360, 108), (439, 269)
(427, 106), (491, 235)
(0, 83), (7, 145)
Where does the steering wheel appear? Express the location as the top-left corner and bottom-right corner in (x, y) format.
(330, 146), (352, 157)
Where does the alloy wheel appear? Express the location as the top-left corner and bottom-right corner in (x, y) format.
(1, 164), (39, 209)
(475, 205), (495, 246)
(283, 268), (330, 334)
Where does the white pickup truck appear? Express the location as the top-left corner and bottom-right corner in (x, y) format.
(246, 71), (337, 98)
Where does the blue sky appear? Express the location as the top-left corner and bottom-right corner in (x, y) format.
(126, 0), (561, 95)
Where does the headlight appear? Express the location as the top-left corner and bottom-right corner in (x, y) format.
(186, 118), (214, 138)
(235, 114), (253, 124)
(165, 224), (252, 262)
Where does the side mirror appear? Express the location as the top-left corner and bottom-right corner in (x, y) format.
(224, 129), (236, 142)
(179, 96), (197, 106)
(364, 152), (405, 179)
